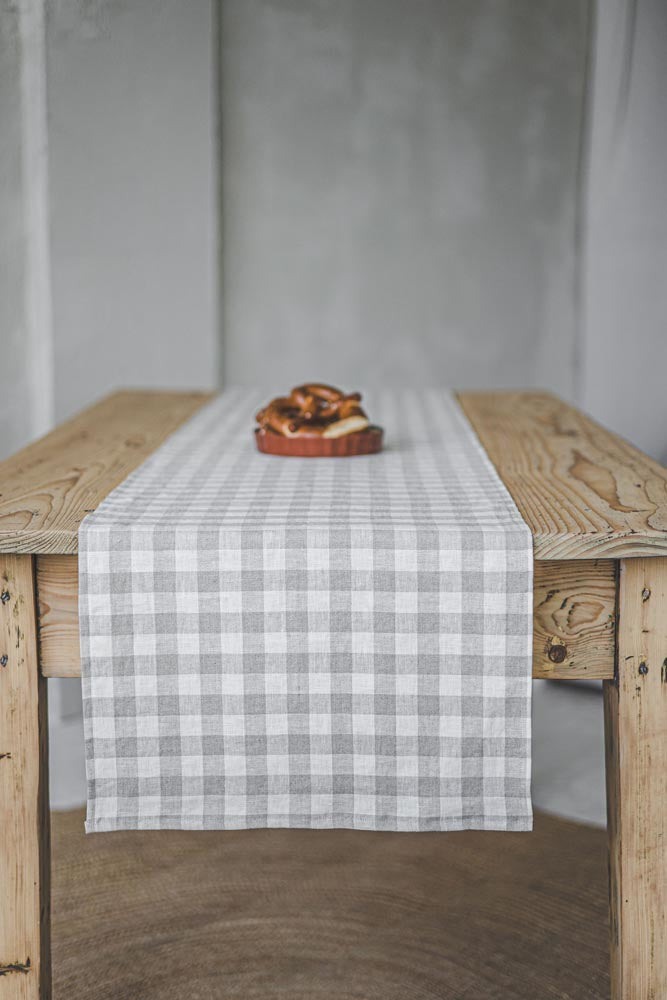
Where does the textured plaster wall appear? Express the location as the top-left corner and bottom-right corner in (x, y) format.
(582, 0), (667, 462)
(221, 0), (590, 395)
(0, 4), (38, 459)
(46, 0), (219, 423)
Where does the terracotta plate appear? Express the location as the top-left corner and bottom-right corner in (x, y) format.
(255, 426), (383, 457)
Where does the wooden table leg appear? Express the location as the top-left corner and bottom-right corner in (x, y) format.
(604, 557), (667, 1000)
(0, 555), (51, 999)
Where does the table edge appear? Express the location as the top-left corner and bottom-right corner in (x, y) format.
(1, 388), (667, 559)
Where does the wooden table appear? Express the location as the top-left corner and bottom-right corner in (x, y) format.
(1, 390), (666, 999)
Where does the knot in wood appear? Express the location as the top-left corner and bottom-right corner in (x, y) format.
(548, 643), (568, 664)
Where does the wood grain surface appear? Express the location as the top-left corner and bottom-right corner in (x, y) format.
(532, 559), (616, 679)
(36, 555), (616, 680)
(0, 555), (51, 999)
(458, 392), (667, 560)
(604, 558), (667, 999)
(0, 391), (212, 555)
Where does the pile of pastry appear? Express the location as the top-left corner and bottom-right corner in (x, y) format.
(256, 384), (369, 439)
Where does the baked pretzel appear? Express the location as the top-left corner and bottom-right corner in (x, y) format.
(256, 384), (369, 439)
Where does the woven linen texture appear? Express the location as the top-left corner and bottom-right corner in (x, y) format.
(80, 389), (533, 833)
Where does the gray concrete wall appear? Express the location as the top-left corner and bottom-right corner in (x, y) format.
(582, 0), (667, 462)
(0, 1), (52, 459)
(221, 0), (590, 396)
(0, 4), (32, 460)
(46, 0), (219, 423)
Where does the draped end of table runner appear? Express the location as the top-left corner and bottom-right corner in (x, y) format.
(80, 390), (533, 834)
(85, 815), (534, 835)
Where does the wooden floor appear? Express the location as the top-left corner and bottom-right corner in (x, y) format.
(52, 809), (609, 1000)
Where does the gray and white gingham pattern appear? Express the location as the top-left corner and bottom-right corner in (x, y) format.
(80, 389), (533, 833)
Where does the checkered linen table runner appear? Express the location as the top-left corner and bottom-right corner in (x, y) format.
(80, 389), (533, 833)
